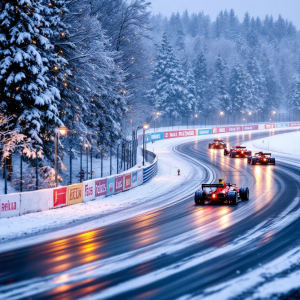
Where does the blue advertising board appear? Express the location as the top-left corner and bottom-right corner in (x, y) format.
(198, 128), (212, 135)
(106, 176), (115, 196)
(275, 123), (289, 128)
(132, 171), (138, 188)
(145, 132), (164, 143)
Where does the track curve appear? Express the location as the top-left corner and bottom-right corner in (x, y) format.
(1, 130), (300, 300)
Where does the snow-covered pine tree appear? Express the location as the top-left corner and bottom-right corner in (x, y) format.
(246, 55), (267, 113)
(262, 53), (279, 110)
(194, 50), (209, 112)
(212, 54), (230, 112)
(0, 0), (62, 159)
(229, 64), (249, 122)
(61, 0), (127, 150)
(287, 72), (300, 114)
(148, 33), (194, 121)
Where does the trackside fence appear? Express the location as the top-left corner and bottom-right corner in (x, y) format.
(0, 121), (298, 219)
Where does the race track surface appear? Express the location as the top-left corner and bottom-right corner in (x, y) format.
(1, 130), (300, 300)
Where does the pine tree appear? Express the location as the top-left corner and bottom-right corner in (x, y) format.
(148, 34), (194, 119)
(287, 73), (300, 113)
(262, 53), (279, 110)
(229, 64), (248, 115)
(194, 51), (209, 111)
(246, 55), (266, 113)
(213, 54), (230, 112)
(0, 0), (63, 158)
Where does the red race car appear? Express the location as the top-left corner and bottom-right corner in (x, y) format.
(247, 152), (276, 165)
(194, 180), (249, 205)
(208, 140), (227, 149)
(224, 146), (251, 158)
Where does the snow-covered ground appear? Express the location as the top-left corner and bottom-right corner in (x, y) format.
(243, 129), (300, 162)
(1, 127), (297, 252)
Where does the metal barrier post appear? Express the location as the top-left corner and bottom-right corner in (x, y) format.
(4, 157), (7, 194)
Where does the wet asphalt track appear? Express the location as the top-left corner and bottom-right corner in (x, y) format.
(1, 130), (300, 300)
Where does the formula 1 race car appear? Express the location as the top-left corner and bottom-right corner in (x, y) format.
(224, 146), (251, 158)
(194, 180), (249, 205)
(247, 152), (276, 165)
(208, 140), (227, 149)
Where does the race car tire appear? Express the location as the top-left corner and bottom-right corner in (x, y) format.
(247, 156), (252, 164)
(231, 151), (236, 158)
(228, 191), (238, 205)
(195, 190), (205, 205)
(240, 186), (249, 200)
(208, 143), (212, 149)
(271, 158), (276, 165)
(224, 149), (228, 156)
(251, 158), (257, 165)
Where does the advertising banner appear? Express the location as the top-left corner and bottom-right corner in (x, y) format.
(137, 169), (144, 186)
(124, 174), (132, 191)
(107, 176), (115, 196)
(164, 130), (196, 139)
(198, 129), (212, 135)
(83, 180), (95, 202)
(0, 194), (21, 218)
(53, 187), (67, 208)
(265, 124), (275, 129)
(228, 126), (243, 132)
(67, 183), (83, 206)
(132, 171), (138, 188)
(138, 134), (143, 146)
(289, 122), (300, 127)
(115, 175), (124, 194)
(212, 127), (228, 134)
(21, 189), (53, 215)
(95, 178), (107, 198)
(276, 123), (289, 128)
(149, 132), (164, 142)
(243, 125), (259, 131)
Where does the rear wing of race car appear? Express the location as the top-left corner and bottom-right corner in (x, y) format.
(255, 152), (272, 156)
(235, 146), (247, 149)
(202, 184), (224, 189)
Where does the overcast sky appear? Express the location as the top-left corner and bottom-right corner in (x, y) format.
(150, 0), (300, 29)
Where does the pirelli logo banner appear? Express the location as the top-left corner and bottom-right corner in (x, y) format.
(67, 183), (83, 206)
(53, 187), (67, 208)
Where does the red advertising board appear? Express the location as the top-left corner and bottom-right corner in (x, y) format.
(115, 175), (124, 193)
(212, 127), (229, 134)
(289, 122), (300, 127)
(124, 174), (132, 191)
(95, 179), (107, 198)
(53, 187), (67, 208)
(164, 130), (196, 139)
(265, 124), (275, 129)
(243, 125), (258, 131)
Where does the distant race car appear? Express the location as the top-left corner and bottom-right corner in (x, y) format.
(224, 146), (251, 158)
(208, 140), (227, 149)
(247, 152), (276, 165)
(194, 180), (249, 205)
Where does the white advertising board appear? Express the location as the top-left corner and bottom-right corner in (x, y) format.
(20, 189), (54, 215)
(0, 194), (21, 218)
(83, 180), (96, 202)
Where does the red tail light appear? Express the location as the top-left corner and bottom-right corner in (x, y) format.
(264, 158), (267, 161)
(241, 151), (244, 154)
(212, 193), (216, 199)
